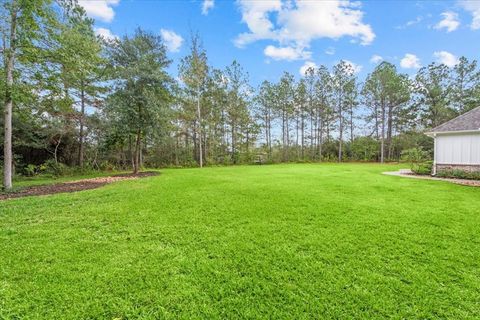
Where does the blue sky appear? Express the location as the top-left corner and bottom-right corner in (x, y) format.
(79, 0), (480, 86)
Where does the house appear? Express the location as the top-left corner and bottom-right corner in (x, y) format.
(426, 106), (480, 175)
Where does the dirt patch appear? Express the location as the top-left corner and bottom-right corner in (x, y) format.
(0, 171), (159, 201)
(383, 170), (480, 187)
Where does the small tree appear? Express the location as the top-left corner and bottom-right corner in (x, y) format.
(178, 34), (208, 167)
(106, 28), (173, 174)
(401, 147), (432, 175)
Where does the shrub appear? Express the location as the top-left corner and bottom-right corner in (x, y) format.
(98, 161), (116, 171)
(414, 161), (433, 175)
(401, 148), (432, 175)
(40, 159), (70, 177)
(436, 169), (480, 180)
(22, 164), (38, 177)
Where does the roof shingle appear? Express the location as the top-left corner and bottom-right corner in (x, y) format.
(430, 106), (480, 133)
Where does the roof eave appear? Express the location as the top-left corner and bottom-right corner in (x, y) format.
(425, 129), (480, 136)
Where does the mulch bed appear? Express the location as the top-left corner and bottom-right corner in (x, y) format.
(0, 172), (159, 201)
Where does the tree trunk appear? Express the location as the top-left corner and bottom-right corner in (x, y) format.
(54, 135), (62, 164)
(133, 129), (141, 174)
(196, 90), (203, 168)
(338, 100), (343, 162)
(78, 83), (86, 167)
(175, 134), (179, 166)
(267, 109), (272, 157)
(310, 111), (314, 159)
(319, 119), (323, 161)
(386, 105), (393, 160)
(192, 123), (197, 163)
(129, 135), (134, 170)
(231, 120), (236, 164)
(295, 114), (299, 160)
(285, 112), (289, 162)
(350, 106), (354, 142)
(380, 102), (386, 164)
(3, 6), (17, 190)
(264, 111), (271, 156)
(301, 105), (305, 160)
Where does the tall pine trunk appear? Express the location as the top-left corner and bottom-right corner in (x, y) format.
(387, 105), (393, 160)
(231, 120), (236, 164)
(285, 112), (290, 162)
(78, 83), (86, 167)
(267, 109), (272, 157)
(3, 7), (17, 190)
(300, 106), (305, 160)
(295, 114), (299, 159)
(133, 129), (141, 174)
(310, 111), (314, 159)
(196, 89), (203, 167)
(380, 101), (386, 163)
(319, 119), (323, 161)
(338, 98), (343, 162)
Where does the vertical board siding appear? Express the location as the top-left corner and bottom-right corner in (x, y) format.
(436, 133), (480, 165)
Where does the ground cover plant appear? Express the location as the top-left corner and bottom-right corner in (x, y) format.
(1, 163), (479, 319)
(436, 169), (480, 181)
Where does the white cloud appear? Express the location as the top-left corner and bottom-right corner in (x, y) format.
(434, 11), (460, 32)
(264, 45), (311, 61)
(235, 0), (282, 48)
(94, 27), (118, 40)
(459, 0), (480, 29)
(299, 61), (318, 75)
(160, 29), (184, 53)
(434, 51), (459, 67)
(325, 47), (335, 55)
(235, 0), (375, 61)
(400, 53), (421, 69)
(370, 54), (383, 64)
(78, 0), (119, 23)
(202, 0), (214, 15)
(396, 16), (423, 29)
(344, 60), (362, 74)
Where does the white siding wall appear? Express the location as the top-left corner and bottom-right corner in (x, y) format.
(435, 133), (480, 165)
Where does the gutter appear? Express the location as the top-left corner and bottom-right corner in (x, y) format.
(425, 129), (480, 137)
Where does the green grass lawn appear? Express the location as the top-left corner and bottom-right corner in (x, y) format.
(1, 163), (479, 319)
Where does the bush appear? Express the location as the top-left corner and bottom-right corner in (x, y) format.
(22, 164), (38, 177)
(414, 161), (433, 175)
(436, 169), (480, 180)
(401, 148), (432, 175)
(98, 160), (117, 171)
(40, 159), (70, 177)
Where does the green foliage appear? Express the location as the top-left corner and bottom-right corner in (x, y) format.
(451, 57), (480, 113)
(414, 63), (456, 128)
(401, 147), (432, 175)
(348, 137), (379, 161)
(436, 169), (480, 180)
(105, 28), (173, 172)
(414, 161), (433, 175)
(362, 62), (412, 162)
(40, 159), (69, 177)
(22, 164), (38, 177)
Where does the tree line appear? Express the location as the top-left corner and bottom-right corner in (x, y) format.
(2, 0), (480, 189)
